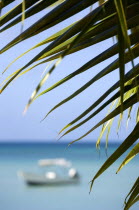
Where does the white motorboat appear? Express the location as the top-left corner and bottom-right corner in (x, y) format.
(18, 158), (79, 185)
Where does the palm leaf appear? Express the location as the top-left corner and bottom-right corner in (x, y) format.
(37, 44), (139, 121)
(124, 177), (139, 210)
(59, 64), (139, 133)
(124, 180), (139, 210)
(1, 0), (15, 8)
(60, 80), (139, 137)
(2, 0), (62, 30)
(1, 0), (101, 53)
(116, 143), (139, 173)
(90, 122), (139, 192)
(67, 94), (138, 144)
(1, 1), (139, 209)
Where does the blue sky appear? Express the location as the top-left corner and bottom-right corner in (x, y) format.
(0, 1), (138, 143)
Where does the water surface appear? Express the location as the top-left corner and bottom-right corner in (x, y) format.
(0, 142), (138, 210)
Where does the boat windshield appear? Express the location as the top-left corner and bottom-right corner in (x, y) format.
(38, 158), (71, 168)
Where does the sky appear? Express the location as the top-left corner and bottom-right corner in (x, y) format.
(0, 1), (138, 143)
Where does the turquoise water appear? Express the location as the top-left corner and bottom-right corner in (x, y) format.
(0, 143), (138, 210)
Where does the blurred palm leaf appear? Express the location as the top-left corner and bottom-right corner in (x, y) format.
(124, 177), (139, 210)
(1, 0), (139, 209)
(116, 143), (139, 173)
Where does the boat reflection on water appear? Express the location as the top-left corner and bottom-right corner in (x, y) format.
(17, 158), (80, 186)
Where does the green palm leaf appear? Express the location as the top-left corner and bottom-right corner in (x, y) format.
(90, 122), (139, 192)
(116, 143), (139, 173)
(1, 0), (139, 209)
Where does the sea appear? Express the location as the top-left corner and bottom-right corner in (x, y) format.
(0, 142), (138, 210)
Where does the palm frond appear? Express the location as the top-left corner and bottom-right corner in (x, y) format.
(1, 0), (139, 209)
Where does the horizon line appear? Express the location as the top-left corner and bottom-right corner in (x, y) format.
(0, 139), (121, 144)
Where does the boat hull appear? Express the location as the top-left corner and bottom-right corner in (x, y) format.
(18, 172), (79, 185)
